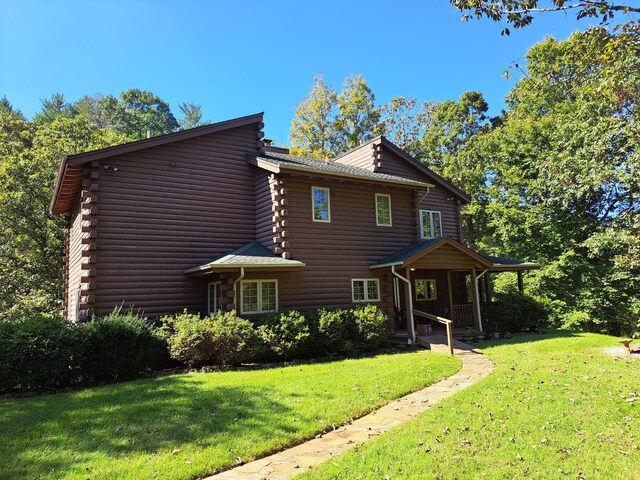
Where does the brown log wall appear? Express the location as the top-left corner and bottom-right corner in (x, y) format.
(92, 124), (263, 317)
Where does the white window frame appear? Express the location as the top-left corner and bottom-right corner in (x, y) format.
(415, 279), (437, 301)
(240, 279), (278, 314)
(375, 193), (392, 227)
(311, 186), (331, 223)
(208, 281), (222, 315)
(419, 209), (442, 239)
(351, 278), (381, 303)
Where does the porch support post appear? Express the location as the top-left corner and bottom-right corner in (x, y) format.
(517, 271), (524, 294)
(485, 272), (492, 302)
(446, 270), (454, 321)
(471, 268), (483, 332)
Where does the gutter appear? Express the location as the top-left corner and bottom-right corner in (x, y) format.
(474, 269), (488, 332)
(391, 265), (416, 344)
(232, 267), (245, 312)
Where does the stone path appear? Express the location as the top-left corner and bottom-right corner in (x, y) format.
(206, 336), (495, 480)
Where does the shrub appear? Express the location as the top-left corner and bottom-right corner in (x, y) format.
(351, 304), (392, 350)
(0, 316), (77, 392)
(77, 308), (167, 381)
(259, 310), (313, 359)
(486, 293), (549, 332)
(161, 310), (261, 365)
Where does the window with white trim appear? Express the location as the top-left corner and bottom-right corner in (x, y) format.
(312, 186), (331, 222)
(419, 209), (442, 238)
(351, 278), (380, 303)
(415, 279), (437, 301)
(240, 280), (278, 314)
(208, 281), (222, 315)
(375, 193), (392, 226)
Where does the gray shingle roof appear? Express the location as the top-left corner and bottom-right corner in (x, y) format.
(482, 254), (540, 270)
(370, 238), (443, 268)
(184, 242), (305, 274)
(252, 151), (435, 188)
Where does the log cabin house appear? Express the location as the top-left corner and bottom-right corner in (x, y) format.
(50, 112), (538, 343)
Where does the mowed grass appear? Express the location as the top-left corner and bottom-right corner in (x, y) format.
(301, 332), (640, 479)
(0, 350), (460, 480)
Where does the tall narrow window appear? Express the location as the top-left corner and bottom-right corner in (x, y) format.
(240, 280), (278, 314)
(312, 186), (331, 222)
(208, 281), (222, 314)
(415, 279), (437, 301)
(351, 279), (380, 302)
(375, 193), (392, 226)
(420, 210), (442, 239)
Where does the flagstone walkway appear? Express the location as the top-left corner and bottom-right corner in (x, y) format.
(206, 336), (495, 480)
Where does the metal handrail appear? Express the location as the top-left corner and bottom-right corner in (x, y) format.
(413, 309), (454, 355)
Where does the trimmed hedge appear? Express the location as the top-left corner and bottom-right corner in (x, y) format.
(485, 293), (549, 332)
(0, 316), (78, 392)
(0, 310), (168, 393)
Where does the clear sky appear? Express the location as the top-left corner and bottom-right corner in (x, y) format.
(0, 1), (589, 143)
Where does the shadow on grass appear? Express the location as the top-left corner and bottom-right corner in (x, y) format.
(0, 374), (293, 478)
(472, 329), (585, 350)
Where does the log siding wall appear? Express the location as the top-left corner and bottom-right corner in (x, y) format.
(92, 124), (263, 317)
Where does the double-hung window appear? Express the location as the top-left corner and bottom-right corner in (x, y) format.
(352, 279), (380, 303)
(208, 281), (222, 314)
(375, 193), (392, 226)
(419, 210), (442, 239)
(312, 186), (331, 222)
(415, 279), (437, 301)
(240, 279), (278, 314)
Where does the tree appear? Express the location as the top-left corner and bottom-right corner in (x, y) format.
(0, 96), (22, 118)
(478, 30), (639, 334)
(33, 93), (76, 124)
(98, 89), (179, 139)
(377, 96), (435, 155)
(0, 114), (128, 320)
(334, 75), (380, 153)
(289, 75), (338, 159)
(417, 91), (493, 246)
(451, 0), (640, 35)
(178, 102), (207, 129)
(74, 94), (112, 129)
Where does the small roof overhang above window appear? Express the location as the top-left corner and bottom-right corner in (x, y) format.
(185, 241), (305, 276)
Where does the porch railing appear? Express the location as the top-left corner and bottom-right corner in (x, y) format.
(413, 309), (454, 355)
(452, 303), (494, 329)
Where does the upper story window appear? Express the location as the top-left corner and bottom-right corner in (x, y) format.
(415, 279), (437, 301)
(420, 210), (442, 239)
(312, 186), (331, 222)
(240, 279), (278, 314)
(375, 193), (392, 227)
(352, 278), (380, 303)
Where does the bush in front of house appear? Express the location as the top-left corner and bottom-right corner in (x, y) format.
(0, 315), (78, 392)
(258, 310), (314, 359)
(486, 293), (549, 332)
(160, 310), (262, 366)
(76, 308), (167, 381)
(351, 304), (393, 350)
(315, 307), (356, 354)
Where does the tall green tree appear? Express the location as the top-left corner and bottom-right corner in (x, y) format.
(377, 96), (435, 155)
(33, 93), (76, 124)
(334, 75), (380, 153)
(289, 75), (338, 159)
(98, 89), (179, 139)
(0, 114), (128, 319)
(479, 29), (639, 334)
(178, 102), (206, 129)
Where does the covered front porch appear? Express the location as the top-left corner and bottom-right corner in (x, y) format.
(370, 237), (540, 347)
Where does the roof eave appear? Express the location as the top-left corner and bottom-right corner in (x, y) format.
(184, 262), (306, 275)
(249, 157), (435, 189)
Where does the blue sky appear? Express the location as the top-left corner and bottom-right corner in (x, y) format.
(0, 1), (589, 143)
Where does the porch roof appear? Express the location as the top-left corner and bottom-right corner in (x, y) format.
(370, 236), (539, 272)
(184, 241), (305, 275)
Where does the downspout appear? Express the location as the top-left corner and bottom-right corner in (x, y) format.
(232, 267), (245, 312)
(474, 269), (488, 332)
(391, 265), (416, 344)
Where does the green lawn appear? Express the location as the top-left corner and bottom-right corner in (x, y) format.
(0, 350), (459, 480)
(301, 332), (640, 479)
